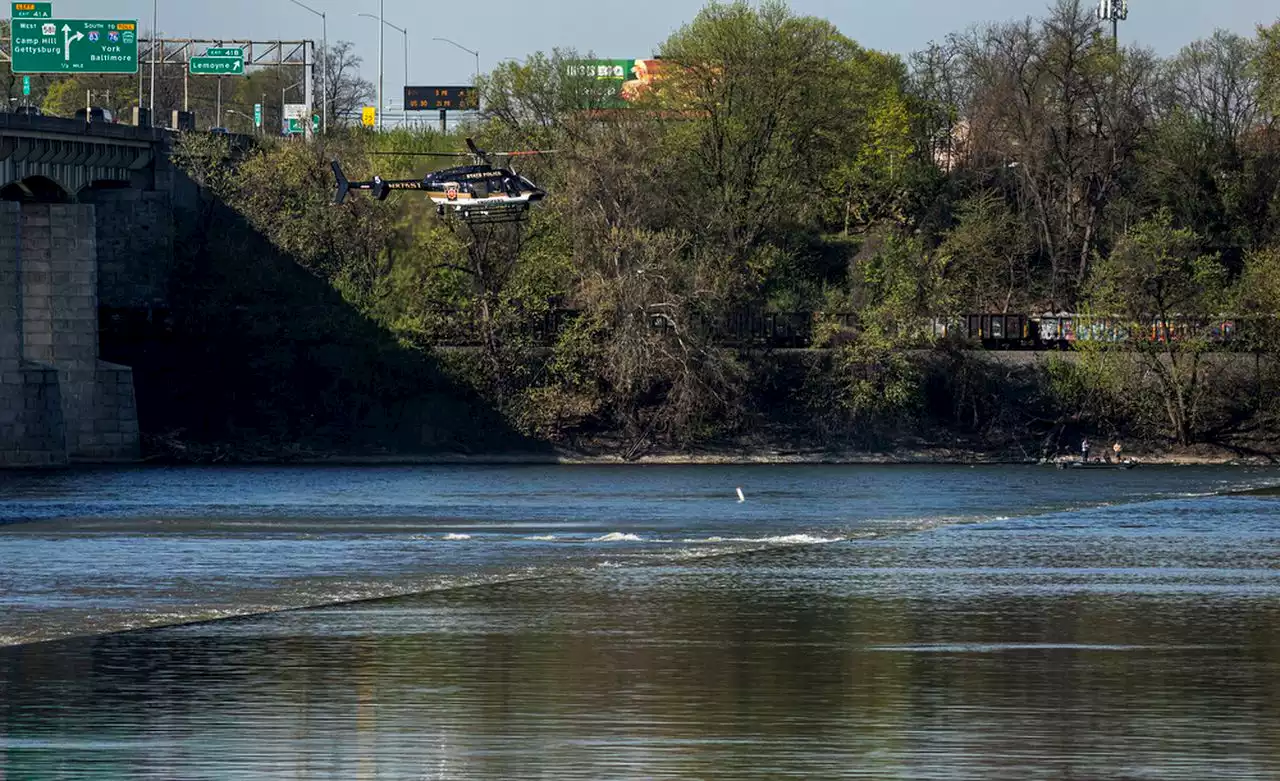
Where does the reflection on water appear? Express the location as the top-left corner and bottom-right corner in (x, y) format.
(2, 466), (1280, 778)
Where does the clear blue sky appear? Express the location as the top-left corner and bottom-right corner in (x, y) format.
(49, 0), (1280, 97)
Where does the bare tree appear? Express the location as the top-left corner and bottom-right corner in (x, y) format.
(925, 0), (1157, 306)
(314, 41), (374, 127)
(1161, 30), (1261, 143)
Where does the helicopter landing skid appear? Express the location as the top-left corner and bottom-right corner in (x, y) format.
(439, 202), (531, 225)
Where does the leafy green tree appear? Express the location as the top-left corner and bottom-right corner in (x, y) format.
(1088, 212), (1229, 444)
(937, 192), (1032, 313)
(655, 1), (912, 263)
(1258, 21), (1280, 117)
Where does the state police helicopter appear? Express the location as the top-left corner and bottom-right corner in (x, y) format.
(331, 139), (551, 223)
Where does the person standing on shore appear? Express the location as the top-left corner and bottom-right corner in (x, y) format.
(1113, 441), (1123, 462)
(1081, 437), (1091, 463)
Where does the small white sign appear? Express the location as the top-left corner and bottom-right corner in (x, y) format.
(283, 103), (307, 120)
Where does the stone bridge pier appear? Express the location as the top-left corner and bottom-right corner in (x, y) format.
(0, 201), (139, 466)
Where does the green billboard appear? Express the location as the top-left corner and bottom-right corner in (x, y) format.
(11, 18), (138, 74)
(565, 59), (660, 107)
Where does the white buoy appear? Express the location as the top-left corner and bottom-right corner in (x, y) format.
(736, 487), (745, 502)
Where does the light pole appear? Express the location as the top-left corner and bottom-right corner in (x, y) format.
(148, 0), (157, 122)
(433, 37), (480, 92)
(225, 109), (256, 135)
(288, 0), (328, 134)
(358, 13), (407, 94)
(1096, 0), (1129, 43)
(377, 0), (383, 130)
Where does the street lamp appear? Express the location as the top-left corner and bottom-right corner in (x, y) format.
(1096, 0), (1129, 42)
(357, 13), (408, 96)
(225, 108), (256, 134)
(375, 0), (383, 130)
(433, 37), (480, 88)
(288, 0), (328, 135)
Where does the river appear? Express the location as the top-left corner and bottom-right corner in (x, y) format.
(2, 464), (1280, 778)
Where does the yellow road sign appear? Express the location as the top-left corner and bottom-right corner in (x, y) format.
(361, 106), (376, 127)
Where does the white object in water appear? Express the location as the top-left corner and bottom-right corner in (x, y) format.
(736, 487), (745, 502)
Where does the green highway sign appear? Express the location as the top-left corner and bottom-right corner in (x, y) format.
(253, 103), (262, 127)
(11, 3), (52, 19)
(283, 115), (318, 135)
(190, 56), (243, 76)
(22, 76), (30, 96)
(11, 18), (138, 74)
(205, 47), (242, 58)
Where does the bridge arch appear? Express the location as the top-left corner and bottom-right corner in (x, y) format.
(0, 175), (71, 203)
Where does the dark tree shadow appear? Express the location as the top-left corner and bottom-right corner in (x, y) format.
(100, 195), (548, 461)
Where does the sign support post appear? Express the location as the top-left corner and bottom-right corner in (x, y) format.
(303, 40), (314, 139)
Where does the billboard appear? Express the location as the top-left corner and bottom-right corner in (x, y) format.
(404, 86), (477, 111)
(566, 59), (664, 106)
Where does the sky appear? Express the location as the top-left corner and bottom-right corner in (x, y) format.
(46, 0), (1280, 106)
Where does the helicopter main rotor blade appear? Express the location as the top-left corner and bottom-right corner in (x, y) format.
(370, 151), (472, 157)
(490, 150), (559, 157)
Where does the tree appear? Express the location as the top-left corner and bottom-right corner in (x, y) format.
(479, 49), (625, 151)
(1162, 31), (1261, 143)
(1258, 21), (1280, 120)
(927, 0), (1158, 305)
(40, 74), (138, 118)
(542, 110), (745, 452)
(655, 2), (912, 262)
(938, 191), (1033, 313)
(1088, 211), (1229, 444)
(314, 41), (373, 127)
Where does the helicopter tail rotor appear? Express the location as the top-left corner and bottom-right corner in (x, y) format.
(331, 160), (350, 205)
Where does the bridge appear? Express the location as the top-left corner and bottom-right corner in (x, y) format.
(0, 113), (184, 466)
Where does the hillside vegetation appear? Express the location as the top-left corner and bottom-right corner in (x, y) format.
(168, 1), (1280, 460)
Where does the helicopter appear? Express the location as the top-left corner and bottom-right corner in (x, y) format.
(331, 138), (551, 223)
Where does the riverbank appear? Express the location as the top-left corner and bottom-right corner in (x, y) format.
(127, 434), (1279, 468)
(304, 448), (1278, 467)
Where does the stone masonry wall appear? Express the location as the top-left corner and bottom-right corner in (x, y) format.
(0, 202), (140, 465)
(0, 201), (66, 466)
(81, 188), (175, 309)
